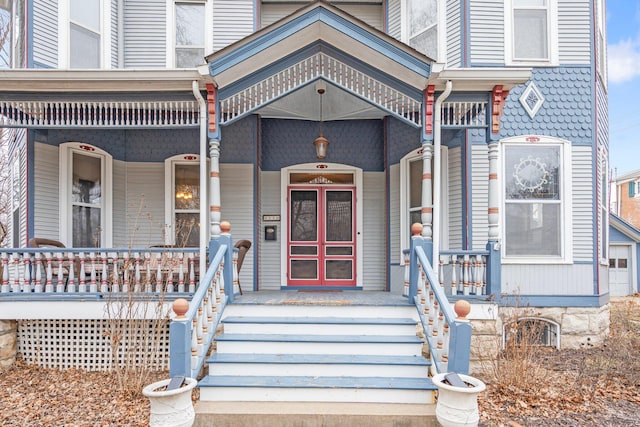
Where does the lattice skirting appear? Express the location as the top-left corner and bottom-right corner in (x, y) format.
(17, 319), (170, 371)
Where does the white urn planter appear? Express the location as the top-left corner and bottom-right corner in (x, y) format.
(432, 373), (486, 427)
(142, 377), (197, 427)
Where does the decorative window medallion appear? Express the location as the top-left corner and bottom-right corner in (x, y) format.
(519, 82), (544, 118)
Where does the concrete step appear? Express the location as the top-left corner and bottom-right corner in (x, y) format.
(222, 303), (419, 320)
(206, 353), (430, 377)
(194, 401), (438, 427)
(215, 333), (424, 356)
(221, 316), (418, 335)
(198, 375), (436, 404)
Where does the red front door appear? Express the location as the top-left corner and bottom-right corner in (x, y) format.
(287, 186), (356, 286)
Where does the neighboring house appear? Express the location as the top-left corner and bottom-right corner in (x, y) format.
(609, 214), (640, 297)
(611, 169), (640, 229)
(0, 0), (610, 377)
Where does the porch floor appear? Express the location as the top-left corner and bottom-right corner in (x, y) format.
(231, 291), (411, 306)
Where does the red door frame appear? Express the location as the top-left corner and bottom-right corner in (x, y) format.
(287, 185), (356, 287)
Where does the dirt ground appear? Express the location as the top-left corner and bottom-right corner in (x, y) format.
(0, 296), (638, 426)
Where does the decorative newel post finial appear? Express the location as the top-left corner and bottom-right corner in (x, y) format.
(220, 221), (231, 234)
(454, 300), (471, 321)
(173, 298), (189, 319)
(411, 222), (423, 237)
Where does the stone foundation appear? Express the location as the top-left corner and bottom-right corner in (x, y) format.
(467, 304), (611, 374)
(0, 320), (17, 371)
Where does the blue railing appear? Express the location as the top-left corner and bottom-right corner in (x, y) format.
(169, 234), (235, 378)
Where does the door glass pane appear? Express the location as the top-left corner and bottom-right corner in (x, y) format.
(175, 213), (199, 247)
(290, 246), (317, 255)
(291, 191), (317, 241)
(326, 260), (352, 280)
(326, 191), (352, 242)
(73, 206), (101, 247)
(618, 259), (627, 269)
(291, 260), (317, 280)
(609, 258), (616, 268)
(72, 153), (101, 204)
(326, 247), (352, 256)
(409, 160), (422, 209)
(175, 164), (199, 210)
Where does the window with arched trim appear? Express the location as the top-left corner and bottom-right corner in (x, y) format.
(164, 154), (204, 247)
(59, 143), (113, 247)
(503, 317), (560, 349)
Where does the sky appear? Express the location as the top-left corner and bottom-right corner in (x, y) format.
(607, 0), (640, 176)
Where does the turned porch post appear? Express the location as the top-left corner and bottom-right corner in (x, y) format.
(421, 142), (434, 241)
(209, 138), (222, 239)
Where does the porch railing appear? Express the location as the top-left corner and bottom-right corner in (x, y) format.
(404, 227), (474, 375)
(169, 235), (234, 378)
(0, 247), (201, 296)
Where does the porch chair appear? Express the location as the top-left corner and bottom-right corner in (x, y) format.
(234, 240), (252, 295)
(28, 238), (73, 283)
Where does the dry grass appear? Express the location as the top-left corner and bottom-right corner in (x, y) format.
(477, 295), (640, 426)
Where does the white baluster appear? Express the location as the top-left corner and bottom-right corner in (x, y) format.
(166, 253), (174, 293)
(111, 254), (120, 293)
(463, 255), (470, 296)
(11, 253), (21, 293)
(191, 319), (198, 371)
(23, 253), (32, 292)
(122, 252), (129, 293)
(134, 252), (141, 292)
(101, 253), (108, 293)
(1, 253), (9, 293)
(67, 252), (76, 292)
(188, 252), (196, 293)
(89, 252), (97, 293)
(402, 250), (410, 297)
(155, 253), (163, 293)
(78, 252), (86, 292)
(34, 253), (43, 293)
(45, 252), (53, 293)
(451, 256), (457, 295)
(178, 252), (185, 293)
(145, 253), (152, 293)
(55, 251), (65, 293)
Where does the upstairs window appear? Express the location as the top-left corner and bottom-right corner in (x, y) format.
(69, 0), (101, 68)
(175, 1), (205, 68)
(629, 180), (640, 198)
(405, 0), (438, 60)
(505, 0), (558, 65)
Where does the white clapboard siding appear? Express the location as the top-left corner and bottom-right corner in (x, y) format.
(446, 0), (463, 68)
(387, 0), (401, 40)
(363, 172), (385, 291)
(221, 164), (255, 288)
(111, 160), (127, 247)
(258, 171), (282, 290)
(558, 0), (591, 64)
(212, 0), (255, 52)
(32, 0), (58, 67)
(124, 0), (166, 68)
(33, 143), (61, 241)
(448, 147), (463, 250)
(572, 146), (594, 262)
(502, 263), (594, 295)
(469, 0), (504, 65)
(260, 3), (383, 31)
(124, 163), (165, 247)
(389, 164), (401, 265)
(111, 0), (119, 68)
(471, 144), (488, 251)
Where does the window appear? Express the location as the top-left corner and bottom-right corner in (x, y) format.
(596, 0), (607, 86)
(12, 156), (20, 248)
(502, 138), (571, 261)
(59, 143), (112, 247)
(599, 151), (608, 263)
(399, 147), (448, 256)
(629, 180), (640, 198)
(403, 0), (438, 60)
(505, 0), (558, 65)
(175, 1), (205, 68)
(69, 0), (101, 68)
(503, 318), (560, 349)
(165, 155), (202, 247)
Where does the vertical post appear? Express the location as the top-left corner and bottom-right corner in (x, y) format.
(420, 142), (434, 240)
(408, 223), (424, 301)
(210, 221), (234, 303)
(209, 138), (222, 239)
(487, 142), (500, 241)
(169, 298), (192, 378)
(447, 300), (473, 374)
(485, 241), (502, 300)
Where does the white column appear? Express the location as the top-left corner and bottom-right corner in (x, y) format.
(487, 142), (500, 240)
(209, 138), (222, 238)
(421, 143), (434, 239)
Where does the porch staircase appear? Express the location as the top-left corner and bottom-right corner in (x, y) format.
(194, 294), (439, 426)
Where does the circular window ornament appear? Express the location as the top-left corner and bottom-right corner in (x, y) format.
(513, 156), (548, 192)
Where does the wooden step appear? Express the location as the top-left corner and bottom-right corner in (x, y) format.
(221, 316), (418, 335)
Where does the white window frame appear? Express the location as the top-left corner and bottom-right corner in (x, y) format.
(400, 0), (443, 63)
(59, 143), (113, 247)
(58, 0), (111, 69)
(164, 154), (204, 246)
(501, 136), (572, 264)
(504, 0), (559, 66)
(596, 0), (607, 89)
(399, 146), (448, 258)
(599, 148), (608, 264)
(167, 0), (211, 68)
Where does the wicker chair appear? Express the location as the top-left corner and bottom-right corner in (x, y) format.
(234, 240), (251, 295)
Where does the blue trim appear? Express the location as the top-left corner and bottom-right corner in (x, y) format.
(199, 375), (435, 390)
(216, 333), (422, 344)
(463, 0), (470, 67)
(26, 0), (34, 68)
(385, 117), (391, 291)
(253, 116), (259, 292)
(27, 131), (35, 241)
(210, 5), (430, 79)
(206, 353), (430, 366)
(498, 294), (610, 308)
(222, 316), (416, 325)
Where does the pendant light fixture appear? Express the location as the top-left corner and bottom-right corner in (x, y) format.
(313, 81), (329, 159)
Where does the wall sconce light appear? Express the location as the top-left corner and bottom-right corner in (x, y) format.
(313, 81), (329, 159)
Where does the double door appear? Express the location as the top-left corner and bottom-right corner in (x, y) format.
(287, 186), (356, 286)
